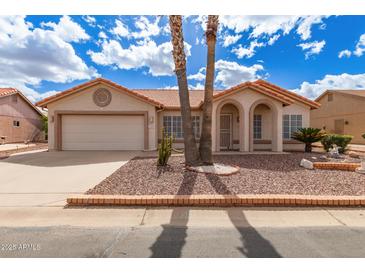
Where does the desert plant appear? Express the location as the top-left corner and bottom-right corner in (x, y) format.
(320, 134), (353, 153)
(157, 128), (174, 166)
(291, 127), (325, 152)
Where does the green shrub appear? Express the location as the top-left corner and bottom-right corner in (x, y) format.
(320, 134), (353, 153)
(291, 127), (325, 152)
(157, 128), (174, 166)
(362, 133), (365, 139)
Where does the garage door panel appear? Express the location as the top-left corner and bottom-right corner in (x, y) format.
(62, 115), (144, 150)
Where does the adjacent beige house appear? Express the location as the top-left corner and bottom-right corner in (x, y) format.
(0, 88), (44, 143)
(311, 90), (365, 144)
(36, 78), (320, 152)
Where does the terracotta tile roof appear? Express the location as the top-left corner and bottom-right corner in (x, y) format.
(35, 77), (319, 110)
(336, 90), (365, 98)
(316, 89), (365, 102)
(36, 78), (164, 108)
(255, 79), (321, 109)
(0, 87), (44, 116)
(0, 88), (18, 97)
(133, 89), (221, 109)
(212, 81), (295, 105)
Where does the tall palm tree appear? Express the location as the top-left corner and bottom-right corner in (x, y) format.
(199, 15), (219, 165)
(169, 15), (201, 166)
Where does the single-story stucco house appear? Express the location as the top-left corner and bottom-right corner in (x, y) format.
(0, 88), (45, 144)
(311, 89), (365, 144)
(36, 78), (320, 152)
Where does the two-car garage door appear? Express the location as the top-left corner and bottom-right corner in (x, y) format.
(62, 115), (145, 150)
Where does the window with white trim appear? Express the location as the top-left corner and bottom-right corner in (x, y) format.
(253, 114), (262, 139)
(283, 114), (302, 139)
(163, 116), (200, 139)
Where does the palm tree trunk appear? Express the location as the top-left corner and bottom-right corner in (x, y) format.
(305, 143), (312, 153)
(199, 15), (219, 165)
(169, 15), (201, 166)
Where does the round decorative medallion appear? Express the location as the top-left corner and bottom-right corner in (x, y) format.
(93, 88), (112, 107)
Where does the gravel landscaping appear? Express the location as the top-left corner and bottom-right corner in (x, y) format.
(86, 153), (365, 196)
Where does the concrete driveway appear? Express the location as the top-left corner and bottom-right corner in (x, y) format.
(0, 150), (139, 207)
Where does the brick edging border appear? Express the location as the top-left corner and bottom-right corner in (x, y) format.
(313, 162), (360, 171)
(67, 194), (365, 207)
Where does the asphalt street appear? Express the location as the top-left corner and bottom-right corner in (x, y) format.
(1, 207), (365, 257)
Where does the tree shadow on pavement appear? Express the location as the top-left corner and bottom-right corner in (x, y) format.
(205, 173), (281, 258)
(149, 171), (197, 258)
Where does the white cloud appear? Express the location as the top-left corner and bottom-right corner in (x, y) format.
(296, 16), (328, 40)
(268, 34), (280, 45)
(41, 15), (90, 42)
(187, 67), (206, 81)
(222, 34), (242, 47)
(194, 16), (329, 59)
(232, 40), (264, 59)
(297, 40), (326, 59)
(338, 49), (352, 58)
(162, 85), (178, 90)
(0, 16), (98, 102)
(220, 15), (300, 38)
(82, 15), (96, 27)
(215, 59), (264, 88)
(189, 82), (205, 90)
(111, 19), (129, 38)
(98, 31), (107, 39)
(131, 16), (160, 39)
(294, 73), (365, 99)
(88, 39), (192, 77)
(354, 34), (365, 57)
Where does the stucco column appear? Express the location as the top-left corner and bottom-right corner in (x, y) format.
(243, 108), (250, 151)
(274, 107), (283, 152)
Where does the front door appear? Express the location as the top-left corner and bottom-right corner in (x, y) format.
(220, 114), (232, 150)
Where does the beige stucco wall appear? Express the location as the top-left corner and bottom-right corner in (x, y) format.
(0, 94), (43, 143)
(212, 87), (284, 152)
(47, 83), (157, 150)
(311, 93), (365, 144)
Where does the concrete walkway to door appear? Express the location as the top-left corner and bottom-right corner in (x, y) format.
(0, 150), (139, 207)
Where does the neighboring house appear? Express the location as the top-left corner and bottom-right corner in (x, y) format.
(311, 90), (365, 144)
(36, 78), (320, 152)
(0, 88), (45, 144)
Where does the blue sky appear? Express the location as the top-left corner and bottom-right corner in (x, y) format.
(1, 15), (365, 102)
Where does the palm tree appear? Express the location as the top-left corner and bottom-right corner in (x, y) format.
(291, 127), (325, 153)
(169, 15), (201, 166)
(199, 15), (219, 165)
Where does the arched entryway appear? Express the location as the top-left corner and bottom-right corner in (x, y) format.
(216, 100), (244, 151)
(249, 100), (279, 152)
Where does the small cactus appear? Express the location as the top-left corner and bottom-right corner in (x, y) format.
(157, 128), (174, 166)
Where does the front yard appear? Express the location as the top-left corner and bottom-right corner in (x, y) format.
(87, 153), (365, 196)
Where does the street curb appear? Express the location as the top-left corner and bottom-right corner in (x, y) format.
(67, 194), (365, 207)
